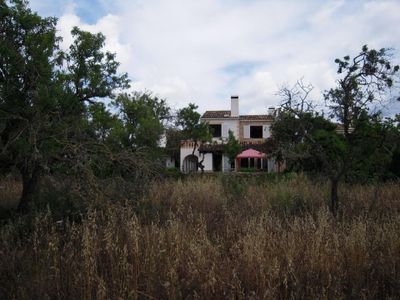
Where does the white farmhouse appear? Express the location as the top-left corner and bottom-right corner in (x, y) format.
(180, 96), (282, 173)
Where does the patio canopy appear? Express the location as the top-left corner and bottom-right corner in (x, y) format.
(236, 148), (266, 159)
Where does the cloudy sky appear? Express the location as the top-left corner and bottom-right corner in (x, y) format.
(29, 0), (400, 115)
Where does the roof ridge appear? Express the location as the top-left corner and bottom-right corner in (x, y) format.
(202, 110), (274, 120)
(203, 110), (230, 112)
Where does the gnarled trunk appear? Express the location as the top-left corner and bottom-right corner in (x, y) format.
(198, 153), (205, 174)
(191, 140), (205, 174)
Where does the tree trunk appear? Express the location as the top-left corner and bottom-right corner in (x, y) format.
(198, 153), (205, 174)
(17, 168), (41, 213)
(330, 178), (339, 217)
(191, 140), (205, 174)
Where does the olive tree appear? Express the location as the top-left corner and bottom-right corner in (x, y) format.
(0, 0), (129, 212)
(272, 46), (399, 215)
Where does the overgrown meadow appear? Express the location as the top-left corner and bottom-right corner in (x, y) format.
(1, 174), (399, 299)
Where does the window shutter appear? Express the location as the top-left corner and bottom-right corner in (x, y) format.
(244, 125), (250, 138)
(263, 125), (270, 138)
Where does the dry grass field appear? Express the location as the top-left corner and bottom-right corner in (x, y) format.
(0, 174), (399, 299)
(0, 178), (22, 211)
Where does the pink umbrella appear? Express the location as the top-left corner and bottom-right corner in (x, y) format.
(236, 148), (266, 159)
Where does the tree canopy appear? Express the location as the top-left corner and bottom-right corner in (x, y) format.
(176, 103), (211, 172)
(111, 92), (171, 150)
(0, 0), (167, 212)
(272, 46), (399, 215)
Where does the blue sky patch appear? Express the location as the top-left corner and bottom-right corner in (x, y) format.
(223, 61), (264, 78)
(73, 0), (108, 23)
(30, 0), (110, 24)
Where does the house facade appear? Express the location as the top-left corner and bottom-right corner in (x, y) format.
(180, 96), (281, 173)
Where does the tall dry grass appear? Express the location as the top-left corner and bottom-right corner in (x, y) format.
(0, 178), (21, 210)
(0, 174), (399, 299)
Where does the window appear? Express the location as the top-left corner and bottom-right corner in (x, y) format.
(209, 124), (222, 137)
(250, 126), (263, 138)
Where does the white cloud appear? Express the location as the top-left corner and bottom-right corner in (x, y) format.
(57, 12), (132, 68)
(32, 0), (400, 115)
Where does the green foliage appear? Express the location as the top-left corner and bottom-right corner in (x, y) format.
(346, 113), (400, 182)
(175, 103), (200, 130)
(87, 102), (120, 142)
(326, 45), (399, 135)
(176, 103), (211, 144)
(176, 103), (211, 172)
(62, 26), (130, 102)
(224, 130), (241, 165)
(272, 46), (399, 215)
(239, 167), (257, 173)
(164, 127), (185, 163)
(111, 92), (170, 150)
(271, 110), (340, 174)
(324, 45), (399, 183)
(0, 0), (62, 211)
(0, 0), (162, 212)
(163, 167), (183, 179)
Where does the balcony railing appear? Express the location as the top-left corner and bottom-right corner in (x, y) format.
(180, 140), (197, 148)
(181, 138), (267, 148)
(240, 139), (265, 145)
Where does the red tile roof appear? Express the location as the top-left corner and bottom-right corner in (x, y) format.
(201, 110), (231, 118)
(239, 115), (274, 121)
(201, 110), (274, 120)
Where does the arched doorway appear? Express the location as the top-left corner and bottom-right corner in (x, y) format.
(182, 155), (198, 173)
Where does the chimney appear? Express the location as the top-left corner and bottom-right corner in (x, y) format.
(231, 95), (239, 117)
(268, 107), (275, 116)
